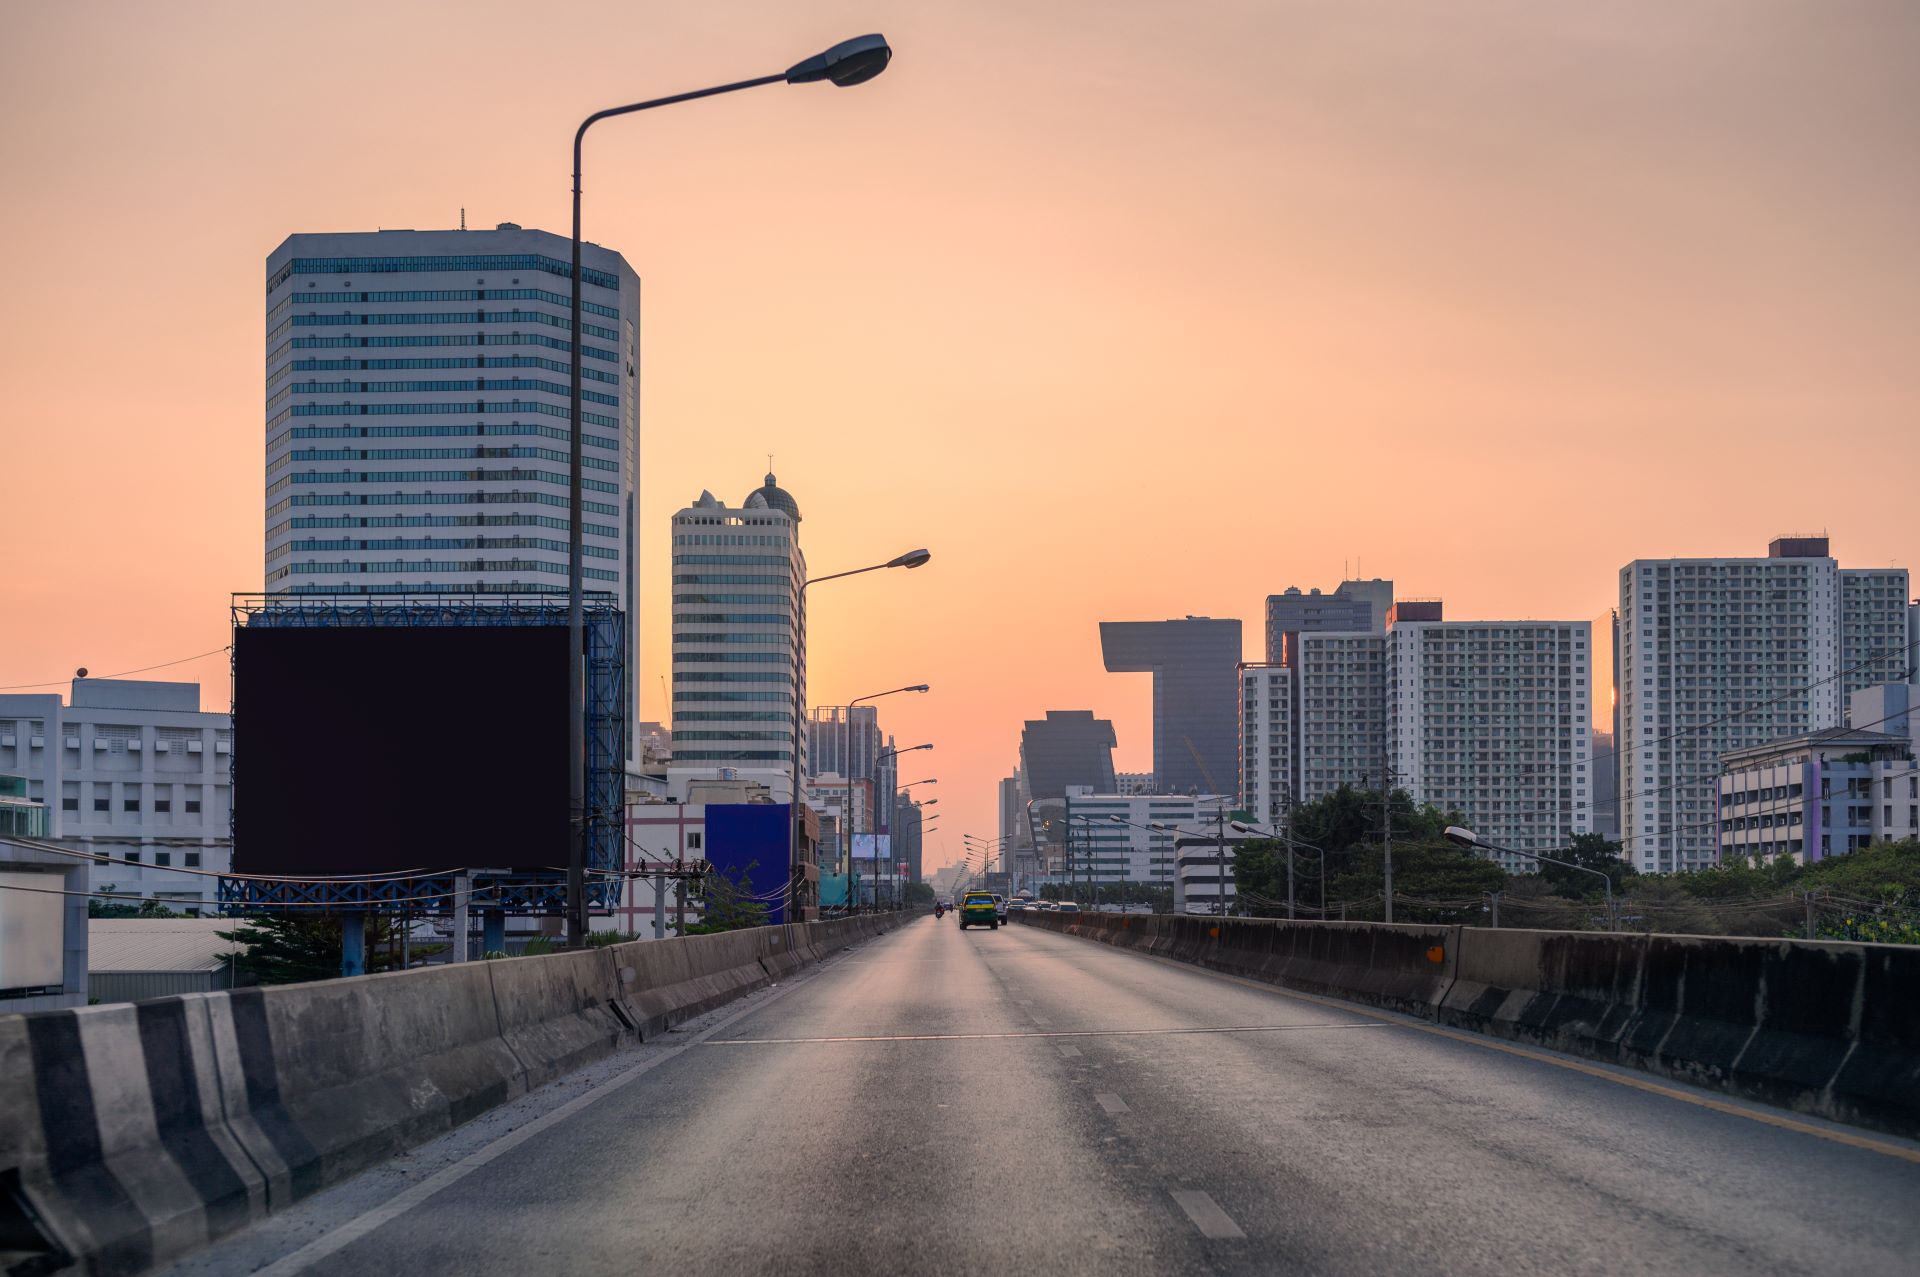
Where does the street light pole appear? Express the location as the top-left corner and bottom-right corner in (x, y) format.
(784, 550), (930, 922)
(834, 686), (929, 909)
(1445, 826), (1617, 932)
(564, 34), (893, 947)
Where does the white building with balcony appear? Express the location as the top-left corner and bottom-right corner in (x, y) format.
(0, 679), (232, 910)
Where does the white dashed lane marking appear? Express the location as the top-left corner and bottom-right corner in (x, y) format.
(1096, 1092), (1130, 1115)
(1056, 1044), (1082, 1058)
(1170, 1189), (1245, 1240)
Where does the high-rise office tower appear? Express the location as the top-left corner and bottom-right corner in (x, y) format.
(1100, 618), (1242, 795)
(1265, 579), (1394, 663)
(667, 474), (807, 800)
(1019, 711), (1118, 801)
(265, 226), (642, 726)
(1617, 537), (1910, 873)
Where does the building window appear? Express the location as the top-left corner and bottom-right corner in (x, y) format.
(155, 851), (171, 867)
(94, 797), (110, 813)
(124, 798), (141, 813)
(155, 799), (171, 813)
(62, 797), (79, 812)
(185, 799), (202, 814)
(186, 852), (201, 868)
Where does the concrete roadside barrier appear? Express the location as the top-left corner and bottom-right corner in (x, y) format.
(1440, 928), (1920, 1139)
(609, 929), (769, 1039)
(487, 946), (630, 1088)
(0, 998), (269, 1274)
(1, 915), (889, 1275)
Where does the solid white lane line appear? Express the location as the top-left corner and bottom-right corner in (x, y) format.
(1170, 1189), (1246, 1240)
(1096, 1092), (1130, 1115)
(700, 1022), (1386, 1045)
(249, 984), (801, 1276)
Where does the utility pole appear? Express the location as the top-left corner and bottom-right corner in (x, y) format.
(1216, 802), (1229, 917)
(1489, 891), (1500, 929)
(1804, 891), (1816, 941)
(1278, 792), (1295, 920)
(1380, 771), (1395, 925)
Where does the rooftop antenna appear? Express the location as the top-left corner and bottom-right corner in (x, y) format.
(459, 207), (466, 231)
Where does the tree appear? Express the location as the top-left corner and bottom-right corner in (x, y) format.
(683, 862), (769, 934)
(904, 881), (935, 906)
(1536, 833), (1636, 897)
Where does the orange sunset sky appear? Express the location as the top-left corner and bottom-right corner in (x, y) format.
(2, 2), (1916, 873)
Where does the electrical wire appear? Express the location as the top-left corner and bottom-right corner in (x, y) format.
(0, 646), (234, 691)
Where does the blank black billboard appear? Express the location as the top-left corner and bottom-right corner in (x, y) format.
(233, 625), (569, 877)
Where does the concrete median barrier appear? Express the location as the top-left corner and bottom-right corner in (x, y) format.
(488, 947), (630, 1089)
(609, 929), (770, 1039)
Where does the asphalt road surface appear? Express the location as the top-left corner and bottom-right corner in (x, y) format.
(165, 915), (1920, 1276)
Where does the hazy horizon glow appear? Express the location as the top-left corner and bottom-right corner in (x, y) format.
(2, 1), (1916, 873)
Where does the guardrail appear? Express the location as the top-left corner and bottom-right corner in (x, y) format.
(1015, 909), (1920, 1139)
(0, 913), (901, 1275)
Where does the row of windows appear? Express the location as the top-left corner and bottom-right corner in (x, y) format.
(674, 712), (792, 722)
(673, 632), (790, 644)
(281, 401), (618, 429)
(273, 254), (620, 293)
(676, 652), (792, 663)
(281, 424), (618, 452)
(670, 750), (792, 762)
(274, 490), (619, 518)
(276, 559), (621, 582)
(279, 333), (618, 362)
(276, 536), (617, 558)
(670, 555), (793, 567)
(675, 673), (792, 683)
(671, 574), (792, 586)
(289, 310), (620, 342)
(672, 532), (792, 547)
(281, 447), (618, 475)
(65, 795), (205, 815)
(285, 288), (620, 318)
(284, 581), (620, 598)
(286, 378), (620, 407)
(281, 513), (616, 538)
(672, 613), (791, 625)
(671, 593), (792, 605)
(673, 691), (793, 702)
(279, 468), (619, 496)
(671, 731), (792, 741)
(284, 355), (619, 385)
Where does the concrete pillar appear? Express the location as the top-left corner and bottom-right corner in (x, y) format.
(653, 871), (667, 939)
(483, 910), (505, 956)
(341, 914), (366, 978)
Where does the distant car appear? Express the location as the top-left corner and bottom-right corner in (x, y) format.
(959, 890), (999, 930)
(1033, 900), (1056, 911)
(1006, 900), (1027, 913)
(991, 894), (1007, 921)
(1055, 901), (1081, 914)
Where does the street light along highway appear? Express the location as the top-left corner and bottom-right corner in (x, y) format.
(563, 34), (895, 946)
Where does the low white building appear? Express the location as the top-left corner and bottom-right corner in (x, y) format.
(1717, 686), (1920, 864)
(1061, 788), (1233, 896)
(0, 679), (232, 910)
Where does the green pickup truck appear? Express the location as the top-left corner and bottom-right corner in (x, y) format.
(958, 890), (999, 930)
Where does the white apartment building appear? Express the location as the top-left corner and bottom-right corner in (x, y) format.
(0, 680), (232, 910)
(1239, 663), (1293, 831)
(667, 476), (807, 801)
(1618, 538), (1910, 873)
(264, 226), (642, 730)
(1061, 788), (1232, 891)
(1388, 614), (1592, 870)
(1295, 632), (1390, 799)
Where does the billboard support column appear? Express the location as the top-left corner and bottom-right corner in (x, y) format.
(451, 873), (470, 963)
(340, 915), (365, 978)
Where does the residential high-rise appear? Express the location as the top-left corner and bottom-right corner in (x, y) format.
(1019, 711), (1118, 801)
(1062, 788), (1231, 894)
(667, 475), (807, 800)
(1240, 601), (1592, 869)
(1617, 537), (1910, 873)
(265, 226), (642, 729)
(1100, 618), (1242, 795)
(1386, 609), (1593, 869)
(1265, 578), (1394, 663)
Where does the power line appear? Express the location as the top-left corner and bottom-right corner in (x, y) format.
(0, 645), (233, 691)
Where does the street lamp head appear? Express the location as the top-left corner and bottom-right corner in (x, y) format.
(909, 683), (931, 692)
(886, 548), (932, 570)
(1230, 820), (1256, 834)
(785, 34), (893, 87)
(1444, 825), (1480, 850)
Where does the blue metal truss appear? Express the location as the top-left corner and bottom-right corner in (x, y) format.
(225, 593), (626, 916)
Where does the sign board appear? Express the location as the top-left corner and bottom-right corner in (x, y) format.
(850, 833), (891, 861)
